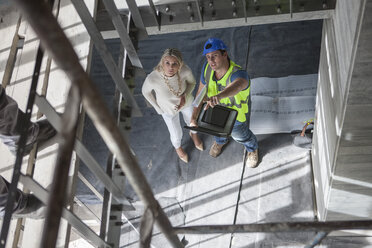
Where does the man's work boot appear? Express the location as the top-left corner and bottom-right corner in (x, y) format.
(209, 141), (227, 158)
(12, 194), (45, 219)
(0, 193), (46, 220)
(246, 149), (259, 168)
(22, 119), (57, 155)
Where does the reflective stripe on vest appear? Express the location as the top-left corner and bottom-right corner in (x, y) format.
(204, 61), (250, 122)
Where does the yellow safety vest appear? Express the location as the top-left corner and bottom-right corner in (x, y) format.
(204, 61), (250, 122)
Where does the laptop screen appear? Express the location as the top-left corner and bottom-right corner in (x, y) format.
(184, 103), (237, 137)
(201, 106), (230, 128)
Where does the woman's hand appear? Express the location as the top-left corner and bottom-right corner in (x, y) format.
(189, 119), (198, 127)
(175, 94), (186, 111)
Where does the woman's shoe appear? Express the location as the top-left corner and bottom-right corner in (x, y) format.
(189, 132), (204, 151)
(176, 147), (189, 163)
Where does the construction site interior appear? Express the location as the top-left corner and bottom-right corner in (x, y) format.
(0, 0), (372, 247)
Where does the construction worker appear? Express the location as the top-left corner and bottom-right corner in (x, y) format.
(0, 85), (56, 218)
(142, 48), (203, 163)
(190, 38), (259, 168)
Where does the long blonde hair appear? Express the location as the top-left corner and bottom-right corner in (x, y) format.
(155, 48), (184, 73)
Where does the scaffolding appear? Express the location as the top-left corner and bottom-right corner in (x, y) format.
(1, 0), (372, 248)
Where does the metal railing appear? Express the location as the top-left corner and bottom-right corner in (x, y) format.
(2, 0), (183, 247)
(2, 0), (372, 248)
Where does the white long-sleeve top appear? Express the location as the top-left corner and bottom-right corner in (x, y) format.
(142, 65), (196, 115)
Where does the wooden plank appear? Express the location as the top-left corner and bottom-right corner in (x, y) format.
(312, 98), (332, 219)
(338, 145), (372, 155)
(313, 1), (370, 222)
(6, 17), (44, 114)
(343, 105), (372, 129)
(311, 125), (327, 220)
(333, 0), (362, 95)
(335, 162), (372, 182)
(327, 188), (372, 220)
(0, 18), (22, 89)
(0, 5), (20, 85)
(337, 154), (372, 164)
(332, 177), (372, 193)
(324, 0), (372, 224)
(323, 19), (343, 118)
(310, 15), (339, 207)
(318, 53), (338, 168)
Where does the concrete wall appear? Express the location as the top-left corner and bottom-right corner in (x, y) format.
(313, 0), (372, 221)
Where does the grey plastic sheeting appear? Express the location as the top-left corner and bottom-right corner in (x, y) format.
(119, 21), (322, 247)
(78, 39), (119, 203)
(77, 20), (361, 247)
(78, 20), (372, 248)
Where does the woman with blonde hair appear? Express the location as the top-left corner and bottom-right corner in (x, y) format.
(142, 48), (203, 163)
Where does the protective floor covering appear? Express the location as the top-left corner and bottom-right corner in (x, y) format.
(118, 22), (320, 247)
(80, 21), (372, 247)
(250, 74), (317, 134)
(80, 20), (323, 202)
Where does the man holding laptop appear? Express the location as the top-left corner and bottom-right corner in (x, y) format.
(190, 38), (259, 168)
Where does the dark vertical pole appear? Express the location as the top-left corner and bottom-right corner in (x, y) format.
(0, 41), (45, 248)
(13, 0), (184, 247)
(40, 85), (81, 247)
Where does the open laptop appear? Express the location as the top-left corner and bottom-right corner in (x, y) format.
(185, 103), (237, 137)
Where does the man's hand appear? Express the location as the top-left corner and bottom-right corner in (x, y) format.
(204, 78), (248, 110)
(204, 95), (220, 110)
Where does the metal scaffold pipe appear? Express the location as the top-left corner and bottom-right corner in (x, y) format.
(41, 85), (81, 248)
(12, 0), (183, 247)
(173, 220), (372, 234)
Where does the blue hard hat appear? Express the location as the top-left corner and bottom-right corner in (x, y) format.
(202, 38), (227, 56)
